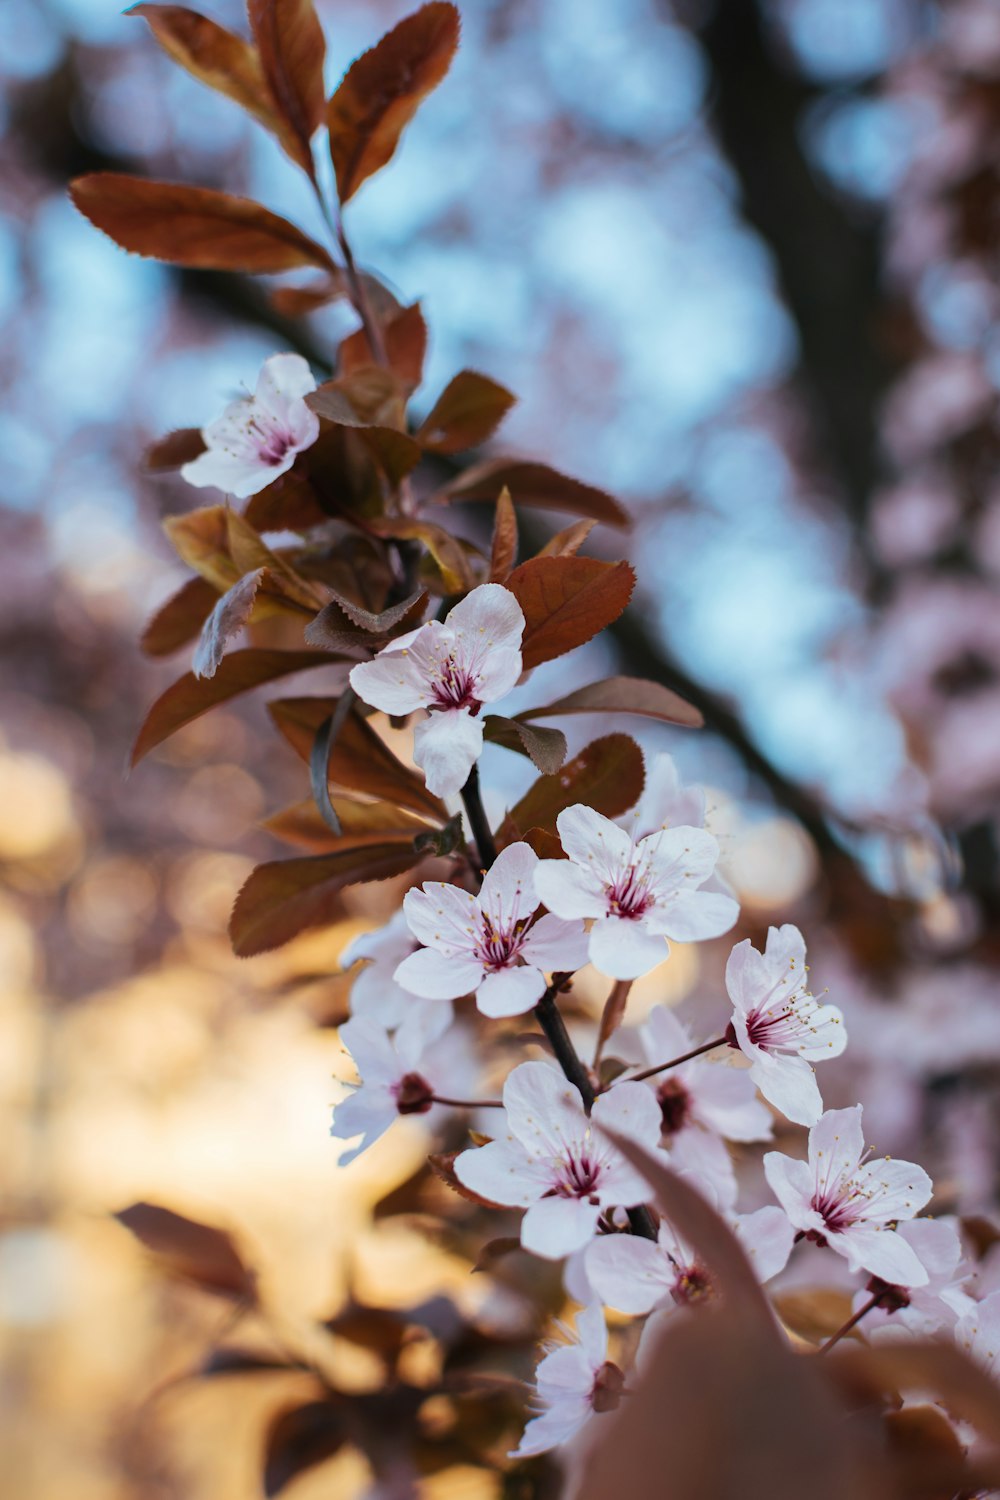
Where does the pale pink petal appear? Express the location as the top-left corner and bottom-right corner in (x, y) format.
(474, 646), (523, 704)
(763, 923), (808, 974)
(337, 1016), (399, 1086)
(254, 351), (316, 406)
(648, 888), (739, 942)
(349, 650), (432, 715)
(689, 1065), (773, 1142)
(413, 708), (484, 797)
(402, 882), (480, 954)
(521, 1195), (602, 1258)
(670, 1128), (738, 1212)
(520, 913), (590, 972)
(572, 1301), (610, 1368)
(733, 1206), (793, 1283)
(763, 1151), (820, 1232)
(852, 1157), (933, 1225)
(631, 753), (705, 835)
(502, 1061), (586, 1157)
(642, 825), (721, 887)
(453, 1139), (548, 1207)
(394, 947), (482, 1000)
(749, 1053), (823, 1126)
(393, 1000), (455, 1065)
(808, 1104), (866, 1181)
(837, 1226), (929, 1287)
(511, 1403), (590, 1458)
(588, 916), (667, 979)
(480, 841), (538, 928)
(897, 1218), (963, 1282)
(584, 1234), (672, 1314)
(329, 1092), (394, 1164)
(555, 803), (633, 874)
(592, 1081), (663, 1148)
(640, 1005), (694, 1061)
(533, 858), (606, 920)
(725, 938), (770, 1018)
(476, 965), (546, 1017)
(795, 1002), (849, 1061)
(445, 582), (525, 650)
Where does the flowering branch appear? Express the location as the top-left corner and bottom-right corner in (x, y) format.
(619, 1035), (730, 1087)
(817, 1291), (885, 1355)
(460, 763), (498, 868)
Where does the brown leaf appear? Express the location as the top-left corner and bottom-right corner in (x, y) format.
(488, 485), (518, 582)
(224, 510), (323, 609)
(428, 1151), (505, 1209)
(416, 370), (516, 453)
(536, 518), (596, 557)
(262, 796), (430, 852)
(131, 649), (332, 766)
(340, 301), (428, 393)
(518, 674), (703, 730)
(140, 575), (219, 657)
(163, 505), (236, 591)
(834, 1339), (1000, 1448)
(482, 715), (567, 775)
(127, 5), (280, 132)
(308, 367), (404, 427)
(309, 587), (428, 637)
(268, 696), (446, 821)
(371, 517), (476, 594)
(247, 0), (326, 173)
(230, 844), (422, 956)
(772, 1288), (854, 1345)
(115, 1202), (256, 1300)
(269, 274), (348, 316)
(471, 1236), (523, 1274)
(498, 733), (644, 846)
(441, 459), (629, 529)
(504, 557), (635, 670)
(192, 568), (266, 679)
(144, 425), (205, 470)
(70, 174), (335, 273)
(595, 981), (632, 1061)
(264, 1400), (347, 1498)
(327, 2), (460, 203)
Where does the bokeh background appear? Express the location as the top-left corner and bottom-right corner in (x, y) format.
(3, 0), (1000, 1495)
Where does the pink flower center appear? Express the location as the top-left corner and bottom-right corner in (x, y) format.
(246, 415), (294, 466)
(656, 1077), (693, 1136)
(474, 915), (528, 972)
(744, 1004), (806, 1052)
(551, 1151), (602, 1203)
(430, 656), (481, 713)
(670, 1262), (715, 1307)
(589, 1361), (626, 1414)
(606, 863), (653, 920)
(393, 1072), (435, 1115)
(811, 1179), (864, 1235)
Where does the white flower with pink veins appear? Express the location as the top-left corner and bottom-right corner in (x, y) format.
(512, 1303), (624, 1458)
(454, 1061), (663, 1259)
(764, 1105), (933, 1287)
(349, 583), (524, 799)
(180, 353), (320, 498)
(395, 842), (589, 1018)
(725, 924), (846, 1126)
(634, 1006), (772, 1210)
(533, 804), (739, 980)
(341, 909), (424, 1030)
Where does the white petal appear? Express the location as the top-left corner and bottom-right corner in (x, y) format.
(749, 1053), (823, 1126)
(520, 913), (591, 972)
(329, 1090), (394, 1164)
(588, 916), (667, 980)
(474, 646), (523, 704)
(725, 938), (767, 1018)
(445, 582), (525, 650)
(555, 803), (633, 873)
(733, 1206), (794, 1283)
(476, 965), (546, 1017)
(650, 888), (739, 942)
(763, 923), (808, 975)
(640, 1004), (694, 1062)
(413, 709), (484, 798)
(630, 752), (705, 836)
(510, 1402), (591, 1458)
(585, 1234), (672, 1314)
(763, 1150), (819, 1232)
(688, 1063), (773, 1142)
(480, 842), (538, 929)
(533, 859), (606, 920)
(837, 1226), (929, 1287)
(402, 882), (480, 953)
(349, 649), (431, 715)
(502, 1060), (587, 1157)
(808, 1104), (866, 1182)
(669, 1128), (738, 1212)
(181, 447), (291, 499)
(394, 947), (482, 1000)
(255, 351), (316, 405)
(521, 1196), (602, 1258)
(453, 1139), (547, 1207)
(852, 1156), (933, 1227)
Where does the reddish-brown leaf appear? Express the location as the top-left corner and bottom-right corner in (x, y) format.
(441, 459), (629, 529)
(115, 1202), (256, 1300)
(263, 796), (430, 852)
(310, 587), (428, 637)
(224, 510), (323, 609)
(536, 518), (596, 557)
(327, 3), (460, 203)
(131, 649), (332, 766)
(518, 675), (703, 730)
(416, 370), (516, 453)
(70, 174), (335, 273)
(264, 1400), (347, 1498)
(340, 302), (428, 393)
(489, 485), (518, 582)
(498, 733), (644, 847)
(269, 275), (348, 316)
(127, 5), (280, 130)
(144, 425), (205, 471)
(482, 715), (567, 775)
(140, 575), (219, 657)
(268, 696), (446, 821)
(504, 557), (635, 670)
(247, 0), (326, 172)
(230, 844), (422, 956)
(192, 568), (265, 678)
(371, 517), (476, 595)
(163, 505), (237, 591)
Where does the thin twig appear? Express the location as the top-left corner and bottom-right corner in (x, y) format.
(431, 1094), (503, 1109)
(817, 1291), (883, 1355)
(460, 763), (498, 868)
(620, 1036), (730, 1087)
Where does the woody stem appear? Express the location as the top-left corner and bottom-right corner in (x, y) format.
(817, 1292), (884, 1355)
(623, 1036), (730, 1086)
(431, 1094), (503, 1109)
(460, 764), (498, 868)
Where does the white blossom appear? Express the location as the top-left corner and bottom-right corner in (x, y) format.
(454, 1061), (662, 1259)
(764, 1105), (933, 1286)
(395, 842), (588, 1018)
(181, 353), (319, 498)
(726, 925), (846, 1126)
(349, 584), (524, 798)
(859, 1219), (973, 1340)
(956, 1290), (1000, 1381)
(533, 804), (738, 981)
(512, 1303), (623, 1458)
(341, 910), (426, 1029)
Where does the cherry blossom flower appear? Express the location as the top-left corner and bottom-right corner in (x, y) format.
(956, 1291), (1000, 1381)
(341, 910), (425, 1030)
(858, 1219), (973, 1340)
(635, 1006), (772, 1209)
(763, 1105), (933, 1286)
(512, 1302), (623, 1458)
(181, 353), (319, 498)
(348, 584), (524, 799)
(533, 805), (739, 980)
(725, 924), (846, 1126)
(330, 1005), (474, 1165)
(454, 1061), (662, 1258)
(584, 1206), (793, 1317)
(395, 842), (589, 1018)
